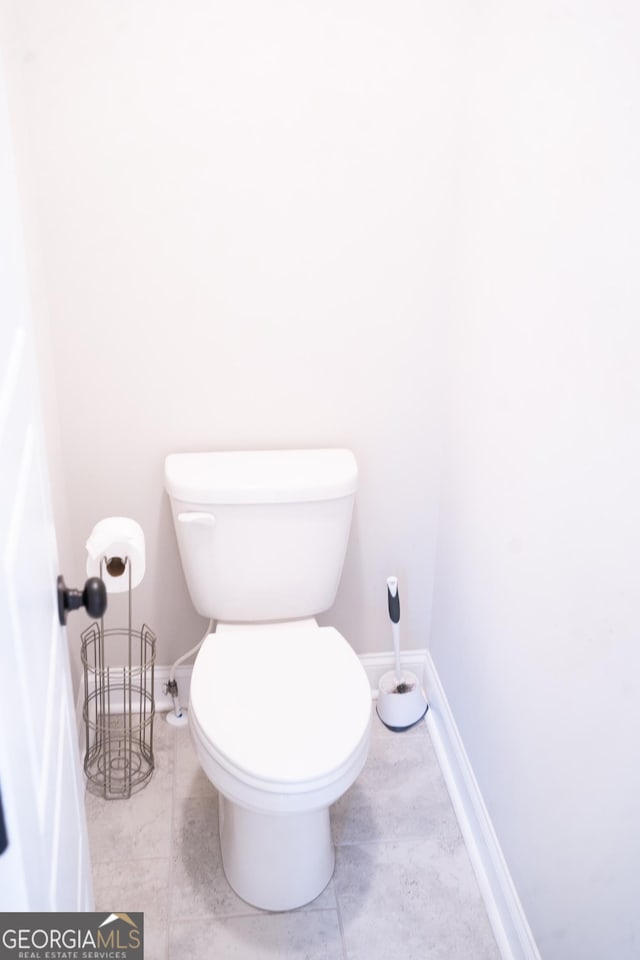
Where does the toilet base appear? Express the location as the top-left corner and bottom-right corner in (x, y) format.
(218, 793), (335, 911)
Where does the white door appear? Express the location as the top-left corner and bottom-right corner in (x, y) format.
(0, 55), (93, 910)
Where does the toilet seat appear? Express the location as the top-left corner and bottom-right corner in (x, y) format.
(189, 623), (371, 794)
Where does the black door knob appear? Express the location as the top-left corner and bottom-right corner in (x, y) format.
(57, 575), (107, 626)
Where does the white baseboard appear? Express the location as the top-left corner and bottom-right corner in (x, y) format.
(423, 651), (540, 960)
(153, 649), (428, 712)
(74, 646), (426, 722)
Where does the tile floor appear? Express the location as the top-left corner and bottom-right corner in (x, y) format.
(85, 705), (501, 960)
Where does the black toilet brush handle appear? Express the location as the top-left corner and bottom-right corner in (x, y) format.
(387, 575), (400, 624)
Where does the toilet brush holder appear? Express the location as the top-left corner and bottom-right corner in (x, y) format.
(376, 576), (428, 731)
(376, 669), (428, 731)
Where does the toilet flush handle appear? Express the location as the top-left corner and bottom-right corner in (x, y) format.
(177, 512), (216, 527)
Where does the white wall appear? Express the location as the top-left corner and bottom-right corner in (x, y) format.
(1, 0), (455, 663)
(430, 3), (640, 958)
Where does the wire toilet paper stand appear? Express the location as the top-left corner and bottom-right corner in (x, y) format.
(81, 557), (156, 799)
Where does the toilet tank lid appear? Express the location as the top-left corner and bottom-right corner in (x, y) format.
(164, 448), (358, 504)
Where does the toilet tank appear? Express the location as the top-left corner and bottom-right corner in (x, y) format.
(164, 449), (358, 622)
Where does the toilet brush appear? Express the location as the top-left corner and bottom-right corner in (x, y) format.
(388, 576), (409, 693)
(376, 576), (428, 731)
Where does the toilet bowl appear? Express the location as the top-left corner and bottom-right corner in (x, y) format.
(164, 448), (370, 911)
(189, 620), (371, 910)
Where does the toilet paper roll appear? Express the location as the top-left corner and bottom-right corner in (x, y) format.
(86, 517), (146, 593)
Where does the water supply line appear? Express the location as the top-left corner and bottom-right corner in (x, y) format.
(165, 618), (214, 727)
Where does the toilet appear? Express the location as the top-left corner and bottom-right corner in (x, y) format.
(164, 448), (371, 911)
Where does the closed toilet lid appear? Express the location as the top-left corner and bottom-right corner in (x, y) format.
(190, 625), (371, 786)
